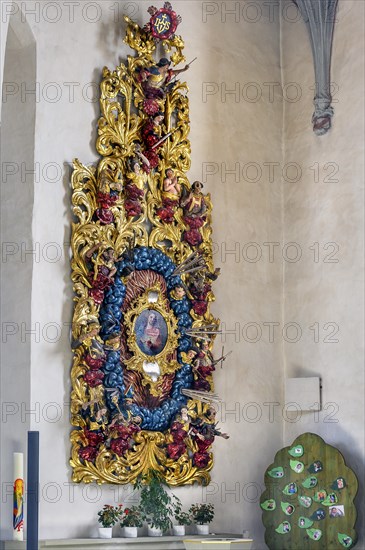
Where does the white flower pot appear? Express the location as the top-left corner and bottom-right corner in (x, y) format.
(98, 527), (113, 538)
(148, 526), (163, 537)
(123, 526), (138, 538)
(173, 525), (186, 536)
(196, 524), (209, 535)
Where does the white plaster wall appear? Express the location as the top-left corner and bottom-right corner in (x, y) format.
(0, 1), (11, 104)
(189, 2), (283, 544)
(1, 0), (363, 547)
(280, 0), (365, 546)
(0, 14), (36, 538)
(0, 0), (283, 544)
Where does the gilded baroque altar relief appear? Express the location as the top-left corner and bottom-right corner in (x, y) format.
(70, 3), (228, 486)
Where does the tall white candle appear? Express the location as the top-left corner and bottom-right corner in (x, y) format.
(13, 452), (24, 541)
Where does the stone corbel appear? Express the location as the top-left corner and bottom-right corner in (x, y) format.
(293, 0), (339, 135)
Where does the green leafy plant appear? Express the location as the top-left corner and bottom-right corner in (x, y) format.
(189, 503), (214, 525)
(120, 505), (144, 528)
(174, 509), (192, 526)
(135, 470), (181, 532)
(97, 504), (123, 527)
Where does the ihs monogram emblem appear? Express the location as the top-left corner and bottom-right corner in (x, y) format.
(146, 2), (182, 40)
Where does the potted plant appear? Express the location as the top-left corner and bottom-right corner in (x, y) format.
(173, 506), (192, 536)
(189, 503), (214, 535)
(97, 504), (123, 538)
(135, 470), (180, 536)
(120, 505), (143, 538)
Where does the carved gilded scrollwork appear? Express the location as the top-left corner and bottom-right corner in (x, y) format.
(70, 3), (227, 486)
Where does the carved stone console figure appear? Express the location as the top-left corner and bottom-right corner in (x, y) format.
(293, 0), (339, 135)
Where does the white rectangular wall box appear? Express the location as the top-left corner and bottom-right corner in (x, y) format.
(285, 377), (321, 411)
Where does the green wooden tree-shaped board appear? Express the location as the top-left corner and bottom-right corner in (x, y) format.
(260, 433), (358, 549)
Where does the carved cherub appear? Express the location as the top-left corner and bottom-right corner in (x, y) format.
(126, 157), (148, 190)
(72, 322), (105, 360)
(84, 243), (121, 282)
(162, 168), (181, 199)
(180, 347), (199, 365)
(98, 167), (123, 194)
(170, 284), (186, 300)
(189, 407), (229, 441)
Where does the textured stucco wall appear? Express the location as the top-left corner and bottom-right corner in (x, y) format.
(0, 0), (363, 547)
(281, 0), (365, 546)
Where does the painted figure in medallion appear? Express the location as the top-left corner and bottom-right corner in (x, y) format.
(135, 310), (168, 356)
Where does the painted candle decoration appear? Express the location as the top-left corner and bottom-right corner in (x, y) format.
(13, 452), (24, 540)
